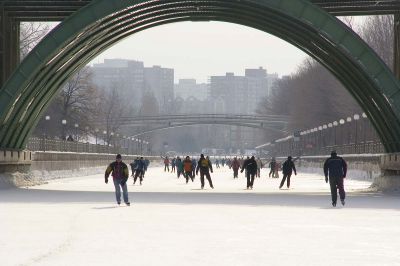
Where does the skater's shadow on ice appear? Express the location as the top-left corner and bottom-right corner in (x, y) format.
(0, 188), (399, 210)
(92, 206), (119, 210)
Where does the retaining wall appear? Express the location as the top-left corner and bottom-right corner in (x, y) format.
(0, 150), (161, 188)
(283, 154), (382, 181)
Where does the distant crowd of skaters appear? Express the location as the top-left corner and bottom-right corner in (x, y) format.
(161, 155), (298, 190)
(105, 151), (348, 207)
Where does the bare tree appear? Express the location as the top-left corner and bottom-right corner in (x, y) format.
(99, 87), (129, 145)
(20, 22), (52, 59)
(339, 16), (356, 30)
(359, 15), (394, 70)
(257, 58), (362, 138)
(33, 67), (101, 140)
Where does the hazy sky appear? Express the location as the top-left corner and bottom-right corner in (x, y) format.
(89, 21), (308, 83)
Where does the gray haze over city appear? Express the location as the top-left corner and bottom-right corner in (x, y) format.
(39, 18), (366, 155)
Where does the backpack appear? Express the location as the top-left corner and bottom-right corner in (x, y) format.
(200, 158), (209, 168)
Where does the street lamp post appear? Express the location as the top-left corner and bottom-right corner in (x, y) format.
(333, 121), (338, 147)
(74, 123), (79, 152)
(95, 128), (99, 145)
(318, 126), (323, 154)
(122, 136), (126, 154)
(43, 115), (50, 152)
(103, 130), (107, 146)
(322, 124), (327, 152)
(116, 133), (120, 150)
(362, 113), (368, 153)
(346, 117), (352, 150)
(339, 119), (345, 152)
(353, 114), (360, 153)
(74, 123), (79, 141)
(85, 126), (89, 140)
(313, 128), (318, 154)
(61, 119), (67, 141)
(328, 123), (333, 147)
(61, 119), (67, 152)
(110, 132), (114, 149)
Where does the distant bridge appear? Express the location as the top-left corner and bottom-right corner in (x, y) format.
(91, 114), (290, 137)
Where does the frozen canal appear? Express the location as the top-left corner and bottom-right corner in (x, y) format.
(1, 166), (399, 266)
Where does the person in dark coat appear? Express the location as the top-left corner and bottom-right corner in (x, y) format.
(269, 158), (276, 178)
(143, 158), (150, 178)
(191, 157), (197, 177)
(279, 156), (297, 189)
(231, 157), (241, 178)
(196, 154), (214, 189)
(324, 151), (347, 207)
(176, 157), (184, 178)
(241, 156), (258, 189)
(171, 157), (176, 173)
(105, 154), (130, 206)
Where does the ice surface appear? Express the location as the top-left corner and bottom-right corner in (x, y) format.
(0, 166), (399, 266)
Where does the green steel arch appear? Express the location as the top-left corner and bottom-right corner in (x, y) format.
(1, 0), (400, 152)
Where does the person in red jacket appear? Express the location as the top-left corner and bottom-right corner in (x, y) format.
(161, 156), (170, 172)
(183, 156), (194, 183)
(105, 154), (130, 206)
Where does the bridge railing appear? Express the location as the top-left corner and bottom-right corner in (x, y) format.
(26, 137), (152, 156)
(259, 112), (387, 157)
(266, 140), (385, 158)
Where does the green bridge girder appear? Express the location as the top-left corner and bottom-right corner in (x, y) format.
(1, 0), (400, 152)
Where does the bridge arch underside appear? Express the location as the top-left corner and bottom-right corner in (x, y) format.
(126, 121), (287, 138)
(1, 0), (400, 152)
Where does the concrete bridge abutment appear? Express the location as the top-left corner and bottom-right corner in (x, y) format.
(0, 150), (160, 188)
(0, 150), (33, 187)
(372, 153), (400, 191)
(287, 154), (400, 191)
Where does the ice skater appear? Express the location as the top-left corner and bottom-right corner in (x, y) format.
(269, 158), (276, 178)
(231, 157), (241, 178)
(133, 157), (145, 185)
(196, 154), (214, 189)
(183, 156), (194, 183)
(162, 156), (170, 172)
(241, 156), (257, 189)
(105, 154), (130, 206)
(279, 156), (297, 189)
(324, 151), (347, 207)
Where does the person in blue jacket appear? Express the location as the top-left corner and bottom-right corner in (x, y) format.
(133, 157), (146, 185)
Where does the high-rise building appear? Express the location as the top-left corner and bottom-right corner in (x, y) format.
(209, 72), (247, 114)
(209, 67), (273, 114)
(91, 59), (144, 107)
(174, 79), (208, 101)
(208, 67), (278, 149)
(144, 65), (174, 112)
(91, 59), (175, 112)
